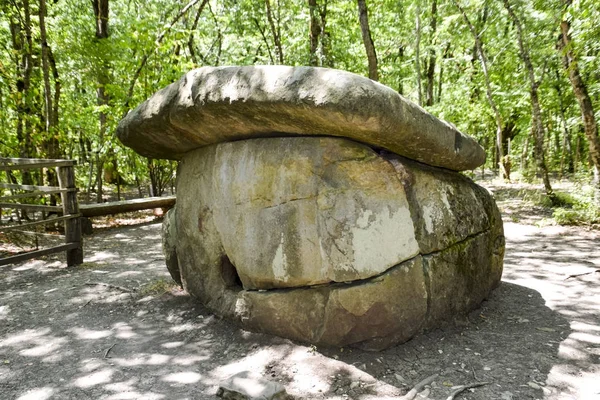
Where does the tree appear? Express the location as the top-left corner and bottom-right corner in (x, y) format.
(558, 0), (600, 193)
(424, 0), (438, 106)
(356, 0), (378, 81)
(308, 0), (330, 67)
(503, 0), (553, 196)
(92, 0), (110, 203)
(2, 0), (600, 205)
(453, 0), (508, 180)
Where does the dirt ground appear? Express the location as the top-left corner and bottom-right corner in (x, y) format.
(1, 183), (599, 400)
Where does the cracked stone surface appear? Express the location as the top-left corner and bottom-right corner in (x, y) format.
(163, 137), (504, 350)
(116, 65), (485, 171)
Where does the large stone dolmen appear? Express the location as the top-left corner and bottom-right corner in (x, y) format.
(116, 66), (504, 350)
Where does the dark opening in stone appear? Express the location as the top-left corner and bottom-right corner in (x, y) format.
(221, 255), (243, 290)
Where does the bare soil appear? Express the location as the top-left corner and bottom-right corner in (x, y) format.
(1, 182), (599, 400)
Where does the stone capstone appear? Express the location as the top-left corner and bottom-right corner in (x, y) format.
(116, 66), (485, 171)
(163, 137), (504, 350)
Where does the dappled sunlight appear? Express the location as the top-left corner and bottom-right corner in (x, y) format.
(162, 371), (202, 384)
(0, 328), (52, 347)
(19, 337), (67, 357)
(87, 251), (119, 262)
(502, 221), (600, 399)
(1, 219), (598, 399)
(15, 386), (55, 400)
(73, 367), (115, 388)
(69, 327), (112, 340)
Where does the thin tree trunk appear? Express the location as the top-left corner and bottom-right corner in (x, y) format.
(39, 0), (53, 143)
(397, 45), (405, 95)
(265, 0), (284, 64)
(558, 6), (600, 192)
(453, 0), (508, 180)
(207, 2), (223, 65)
(503, 0), (552, 195)
(39, 0), (62, 205)
(521, 135), (529, 171)
(437, 43), (450, 102)
(357, 0), (378, 81)
(93, 0), (109, 203)
(319, 1), (331, 67)
(187, 1), (205, 64)
(425, 0), (437, 106)
(415, 1), (422, 105)
(124, 0), (206, 112)
(253, 18), (275, 64)
(10, 0), (35, 191)
(309, 0), (321, 66)
(574, 132), (580, 173)
(555, 70), (573, 174)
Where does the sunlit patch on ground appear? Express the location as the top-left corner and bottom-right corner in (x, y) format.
(0, 187), (599, 399)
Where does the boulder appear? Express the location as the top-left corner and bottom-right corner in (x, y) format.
(116, 66), (485, 171)
(163, 137), (504, 349)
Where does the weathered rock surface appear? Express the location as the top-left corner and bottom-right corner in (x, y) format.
(116, 66), (485, 171)
(205, 138), (419, 289)
(164, 137), (504, 350)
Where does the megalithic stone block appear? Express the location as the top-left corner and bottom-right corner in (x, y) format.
(116, 66), (485, 171)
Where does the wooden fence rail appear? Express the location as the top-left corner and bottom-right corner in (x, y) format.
(0, 157), (83, 267)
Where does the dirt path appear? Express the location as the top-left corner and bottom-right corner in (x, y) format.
(1, 212), (599, 399)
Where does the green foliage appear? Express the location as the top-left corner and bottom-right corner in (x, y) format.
(0, 0), (599, 196)
(550, 190), (600, 225)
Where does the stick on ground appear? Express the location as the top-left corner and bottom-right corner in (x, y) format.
(446, 381), (490, 400)
(400, 373), (439, 400)
(103, 343), (116, 359)
(565, 269), (600, 280)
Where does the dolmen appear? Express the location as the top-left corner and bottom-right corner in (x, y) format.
(116, 66), (504, 350)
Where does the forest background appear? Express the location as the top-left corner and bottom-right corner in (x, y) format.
(1, 0), (599, 222)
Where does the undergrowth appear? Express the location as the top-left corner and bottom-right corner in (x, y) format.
(139, 278), (177, 296)
(538, 189), (600, 226)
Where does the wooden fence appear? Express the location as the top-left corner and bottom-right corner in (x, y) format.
(0, 157), (83, 267)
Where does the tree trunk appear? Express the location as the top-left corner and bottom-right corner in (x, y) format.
(558, 11), (600, 191)
(10, 0), (35, 190)
(308, 0), (329, 67)
(425, 0), (437, 106)
(187, 1), (206, 65)
(93, 0), (110, 203)
(437, 43), (451, 102)
(414, 1), (422, 105)
(453, 0), (508, 180)
(319, 1), (332, 67)
(265, 0), (284, 64)
(39, 0), (62, 205)
(574, 132), (581, 173)
(555, 70), (574, 174)
(357, 0), (378, 81)
(309, 0), (321, 66)
(503, 0), (552, 195)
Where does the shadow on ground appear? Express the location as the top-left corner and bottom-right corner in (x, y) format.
(0, 218), (598, 399)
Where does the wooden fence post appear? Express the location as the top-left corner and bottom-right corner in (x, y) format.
(57, 165), (83, 266)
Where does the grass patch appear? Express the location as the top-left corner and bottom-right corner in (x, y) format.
(537, 189), (600, 226)
(77, 262), (103, 269)
(139, 278), (177, 296)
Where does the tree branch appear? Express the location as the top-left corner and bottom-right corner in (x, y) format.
(124, 0), (207, 114)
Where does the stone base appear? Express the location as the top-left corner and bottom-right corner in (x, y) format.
(164, 137), (504, 350)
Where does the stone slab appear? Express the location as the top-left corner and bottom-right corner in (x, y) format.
(116, 66), (485, 171)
